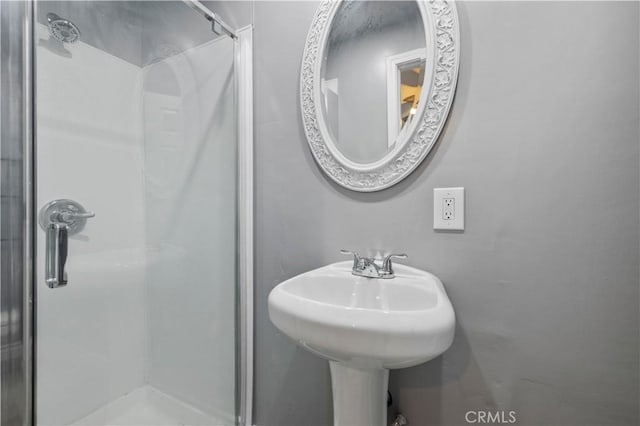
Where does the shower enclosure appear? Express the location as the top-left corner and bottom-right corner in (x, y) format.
(0, 1), (253, 424)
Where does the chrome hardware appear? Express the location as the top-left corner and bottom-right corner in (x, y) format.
(340, 250), (408, 279)
(340, 249), (360, 271)
(391, 414), (408, 426)
(58, 210), (95, 222)
(39, 199), (94, 288)
(39, 199), (94, 234)
(45, 223), (68, 288)
(341, 249), (380, 278)
(380, 253), (408, 279)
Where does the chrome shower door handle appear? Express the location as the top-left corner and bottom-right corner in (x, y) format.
(39, 199), (94, 288)
(45, 222), (68, 288)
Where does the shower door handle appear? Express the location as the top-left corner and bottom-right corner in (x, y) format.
(45, 223), (68, 288)
(39, 199), (94, 288)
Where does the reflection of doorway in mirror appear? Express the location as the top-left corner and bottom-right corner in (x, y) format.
(386, 48), (427, 148)
(400, 66), (424, 128)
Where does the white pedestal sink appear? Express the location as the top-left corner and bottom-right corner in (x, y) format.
(268, 261), (455, 426)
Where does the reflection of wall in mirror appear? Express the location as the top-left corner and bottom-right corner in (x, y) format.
(321, 78), (339, 139)
(323, 8), (425, 164)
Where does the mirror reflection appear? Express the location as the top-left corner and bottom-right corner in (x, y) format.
(321, 0), (427, 164)
(400, 65), (425, 130)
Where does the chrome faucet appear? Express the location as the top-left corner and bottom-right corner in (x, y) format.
(340, 250), (408, 279)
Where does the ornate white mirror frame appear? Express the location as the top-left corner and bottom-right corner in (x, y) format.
(300, 0), (460, 192)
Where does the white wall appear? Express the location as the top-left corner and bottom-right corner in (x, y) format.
(142, 36), (237, 423)
(36, 23), (147, 425)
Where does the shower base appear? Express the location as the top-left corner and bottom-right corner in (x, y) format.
(72, 386), (226, 426)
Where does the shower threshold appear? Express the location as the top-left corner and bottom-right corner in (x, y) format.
(72, 385), (226, 426)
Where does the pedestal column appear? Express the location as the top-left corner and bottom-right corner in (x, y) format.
(329, 361), (389, 426)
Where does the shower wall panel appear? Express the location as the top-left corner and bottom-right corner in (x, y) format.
(35, 23), (147, 425)
(142, 36), (237, 423)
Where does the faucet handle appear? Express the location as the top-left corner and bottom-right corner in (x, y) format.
(59, 210), (95, 222)
(381, 253), (408, 277)
(340, 249), (361, 269)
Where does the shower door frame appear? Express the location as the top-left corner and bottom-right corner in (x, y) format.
(2, 1), (254, 425)
(0, 0), (36, 425)
(236, 24), (255, 426)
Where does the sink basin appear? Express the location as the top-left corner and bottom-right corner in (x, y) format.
(268, 261), (455, 425)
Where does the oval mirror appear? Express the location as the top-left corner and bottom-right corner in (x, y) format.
(300, 0), (460, 192)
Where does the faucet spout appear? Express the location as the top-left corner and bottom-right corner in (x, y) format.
(340, 250), (408, 279)
(355, 257), (381, 278)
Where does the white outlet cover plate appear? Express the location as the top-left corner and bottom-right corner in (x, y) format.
(434, 187), (464, 231)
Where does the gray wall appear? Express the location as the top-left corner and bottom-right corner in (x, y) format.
(253, 2), (639, 426)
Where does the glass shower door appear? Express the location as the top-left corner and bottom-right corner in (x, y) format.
(34, 2), (238, 424)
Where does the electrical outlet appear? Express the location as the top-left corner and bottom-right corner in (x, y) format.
(443, 198), (455, 220)
(434, 188), (464, 231)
